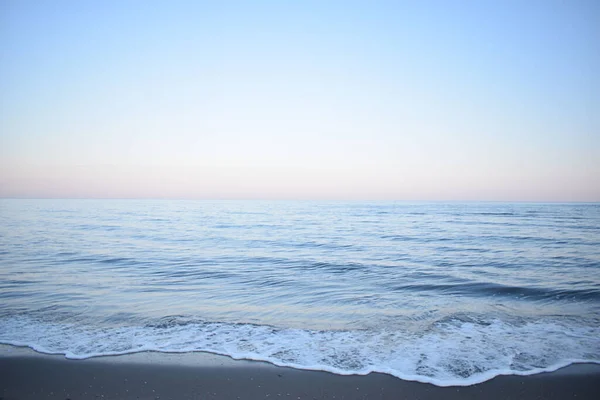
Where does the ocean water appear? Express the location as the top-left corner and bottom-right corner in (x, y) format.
(0, 199), (599, 386)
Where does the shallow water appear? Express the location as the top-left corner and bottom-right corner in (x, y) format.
(1, 199), (599, 385)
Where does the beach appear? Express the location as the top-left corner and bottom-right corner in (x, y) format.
(1, 201), (599, 389)
(2, 0), (598, 396)
(1, 346), (600, 400)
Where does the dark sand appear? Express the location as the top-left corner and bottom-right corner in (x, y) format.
(1, 348), (599, 399)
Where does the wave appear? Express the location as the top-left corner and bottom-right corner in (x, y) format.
(390, 281), (600, 301)
(1, 313), (598, 387)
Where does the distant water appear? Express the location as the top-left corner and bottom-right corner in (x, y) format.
(1, 199), (599, 386)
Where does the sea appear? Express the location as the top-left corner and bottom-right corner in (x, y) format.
(0, 199), (599, 386)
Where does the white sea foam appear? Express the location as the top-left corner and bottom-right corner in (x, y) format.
(1, 314), (598, 386)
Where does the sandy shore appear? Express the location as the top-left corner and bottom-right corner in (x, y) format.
(1, 346), (599, 399)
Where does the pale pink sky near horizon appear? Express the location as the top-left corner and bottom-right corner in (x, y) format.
(2, 162), (598, 202)
(1, 1), (599, 201)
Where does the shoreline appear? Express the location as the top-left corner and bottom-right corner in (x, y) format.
(1, 345), (600, 399)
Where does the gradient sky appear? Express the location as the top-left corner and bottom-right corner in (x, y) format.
(1, 0), (599, 201)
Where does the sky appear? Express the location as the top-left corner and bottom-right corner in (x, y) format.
(1, 0), (598, 201)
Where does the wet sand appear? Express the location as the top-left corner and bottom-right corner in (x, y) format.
(1, 347), (599, 399)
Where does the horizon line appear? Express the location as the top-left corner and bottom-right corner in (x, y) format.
(1, 197), (598, 204)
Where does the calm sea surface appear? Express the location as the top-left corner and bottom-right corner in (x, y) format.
(1, 199), (599, 385)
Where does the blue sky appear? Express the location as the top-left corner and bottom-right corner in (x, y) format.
(1, 0), (598, 200)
